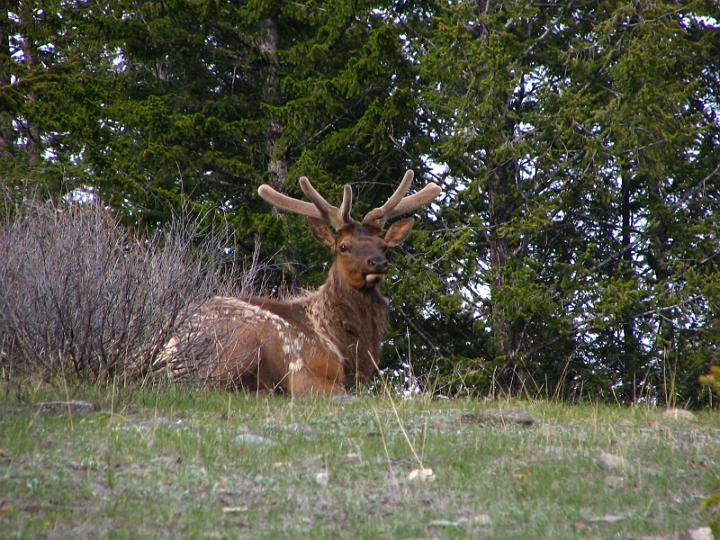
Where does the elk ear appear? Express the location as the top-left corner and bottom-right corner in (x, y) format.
(384, 218), (414, 248)
(307, 217), (336, 249)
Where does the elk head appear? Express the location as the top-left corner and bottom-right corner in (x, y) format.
(257, 170), (441, 291)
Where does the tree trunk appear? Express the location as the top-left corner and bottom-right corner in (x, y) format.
(260, 17), (287, 190)
(620, 171), (640, 401)
(19, 1), (40, 165)
(487, 157), (525, 373)
(0, 2), (15, 158)
(259, 16), (295, 289)
(645, 177), (676, 404)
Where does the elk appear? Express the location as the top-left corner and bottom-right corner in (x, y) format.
(156, 170), (441, 395)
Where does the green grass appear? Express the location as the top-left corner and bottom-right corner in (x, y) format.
(1, 382), (719, 539)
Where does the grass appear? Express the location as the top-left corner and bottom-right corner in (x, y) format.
(1, 381), (719, 539)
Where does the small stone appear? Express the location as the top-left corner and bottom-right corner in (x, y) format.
(222, 506), (248, 513)
(468, 514), (492, 526)
(604, 475), (626, 489)
(587, 514), (628, 524)
(662, 408), (696, 422)
(462, 408), (536, 427)
(331, 395), (359, 403)
(686, 527), (714, 540)
(428, 519), (461, 528)
(598, 451), (629, 470)
(234, 433), (277, 446)
(33, 400), (97, 416)
(286, 423), (320, 437)
(640, 526), (715, 540)
(314, 470), (329, 487)
(428, 514), (491, 528)
(408, 467), (434, 482)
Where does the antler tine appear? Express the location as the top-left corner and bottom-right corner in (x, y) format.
(362, 169), (414, 229)
(259, 177), (355, 230)
(258, 184), (324, 220)
(385, 182), (442, 221)
(363, 170), (440, 230)
(300, 176), (354, 230)
(340, 184), (353, 225)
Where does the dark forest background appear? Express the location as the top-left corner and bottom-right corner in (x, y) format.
(2, 0), (720, 404)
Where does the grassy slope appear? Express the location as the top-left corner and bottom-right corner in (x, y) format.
(0, 383), (719, 539)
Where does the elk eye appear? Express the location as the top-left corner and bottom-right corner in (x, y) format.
(339, 243), (348, 253)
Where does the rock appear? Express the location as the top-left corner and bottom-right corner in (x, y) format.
(603, 475), (626, 489)
(685, 527), (714, 540)
(407, 467), (434, 482)
(33, 400), (97, 415)
(598, 451), (629, 470)
(234, 433), (277, 446)
(462, 408), (537, 427)
(314, 470), (329, 487)
(646, 527), (718, 540)
(428, 519), (461, 528)
(467, 514), (492, 526)
(662, 408), (696, 422)
(428, 514), (491, 528)
(286, 423), (320, 437)
(222, 506), (248, 513)
(330, 395), (359, 403)
(587, 513), (628, 524)
(428, 416), (458, 432)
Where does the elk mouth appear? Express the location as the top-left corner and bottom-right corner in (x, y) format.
(364, 273), (386, 285)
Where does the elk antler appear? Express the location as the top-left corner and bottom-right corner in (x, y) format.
(258, 177), (353, 230)
(258, 169), (441, 231)
(362, 170), (442, 230)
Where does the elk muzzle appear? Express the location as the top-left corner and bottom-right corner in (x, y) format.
(365, 255), (389, 285)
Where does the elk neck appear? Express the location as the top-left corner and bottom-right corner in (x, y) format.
(305, 261), (389, 385)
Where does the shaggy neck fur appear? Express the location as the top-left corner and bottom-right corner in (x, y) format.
(303, 262), (388, 387)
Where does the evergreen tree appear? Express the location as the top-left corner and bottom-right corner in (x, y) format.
(414, 0), (720, 402)
(0, 1), (78, 195)
(3, 0), (719, 403)
(49, 1), (423, 280)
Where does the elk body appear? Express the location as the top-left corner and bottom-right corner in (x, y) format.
(157, 170), (441, 395)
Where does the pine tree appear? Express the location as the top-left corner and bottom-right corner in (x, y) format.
(1, 1), (67, 191)
(414, 0), (720, 401)
(43, 1), (424, 280)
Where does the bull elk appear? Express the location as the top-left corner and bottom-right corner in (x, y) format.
(157, 170), (441, 395)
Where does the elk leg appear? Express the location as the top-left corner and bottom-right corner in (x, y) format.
(288, 354), (346, 396)
(288, 370), (346, 396)
(232, 346), (278, 394)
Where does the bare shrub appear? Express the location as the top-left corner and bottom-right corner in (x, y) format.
(0, 199), (260, 384)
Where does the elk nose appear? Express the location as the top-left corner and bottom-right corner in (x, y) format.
(368, 256), (389, 273)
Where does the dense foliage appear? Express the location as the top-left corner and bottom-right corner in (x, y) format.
(2, 0), (719, 403)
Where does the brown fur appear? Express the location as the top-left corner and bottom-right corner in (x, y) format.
(157, 171), (440, 396)
(158, 222), (411, 395)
